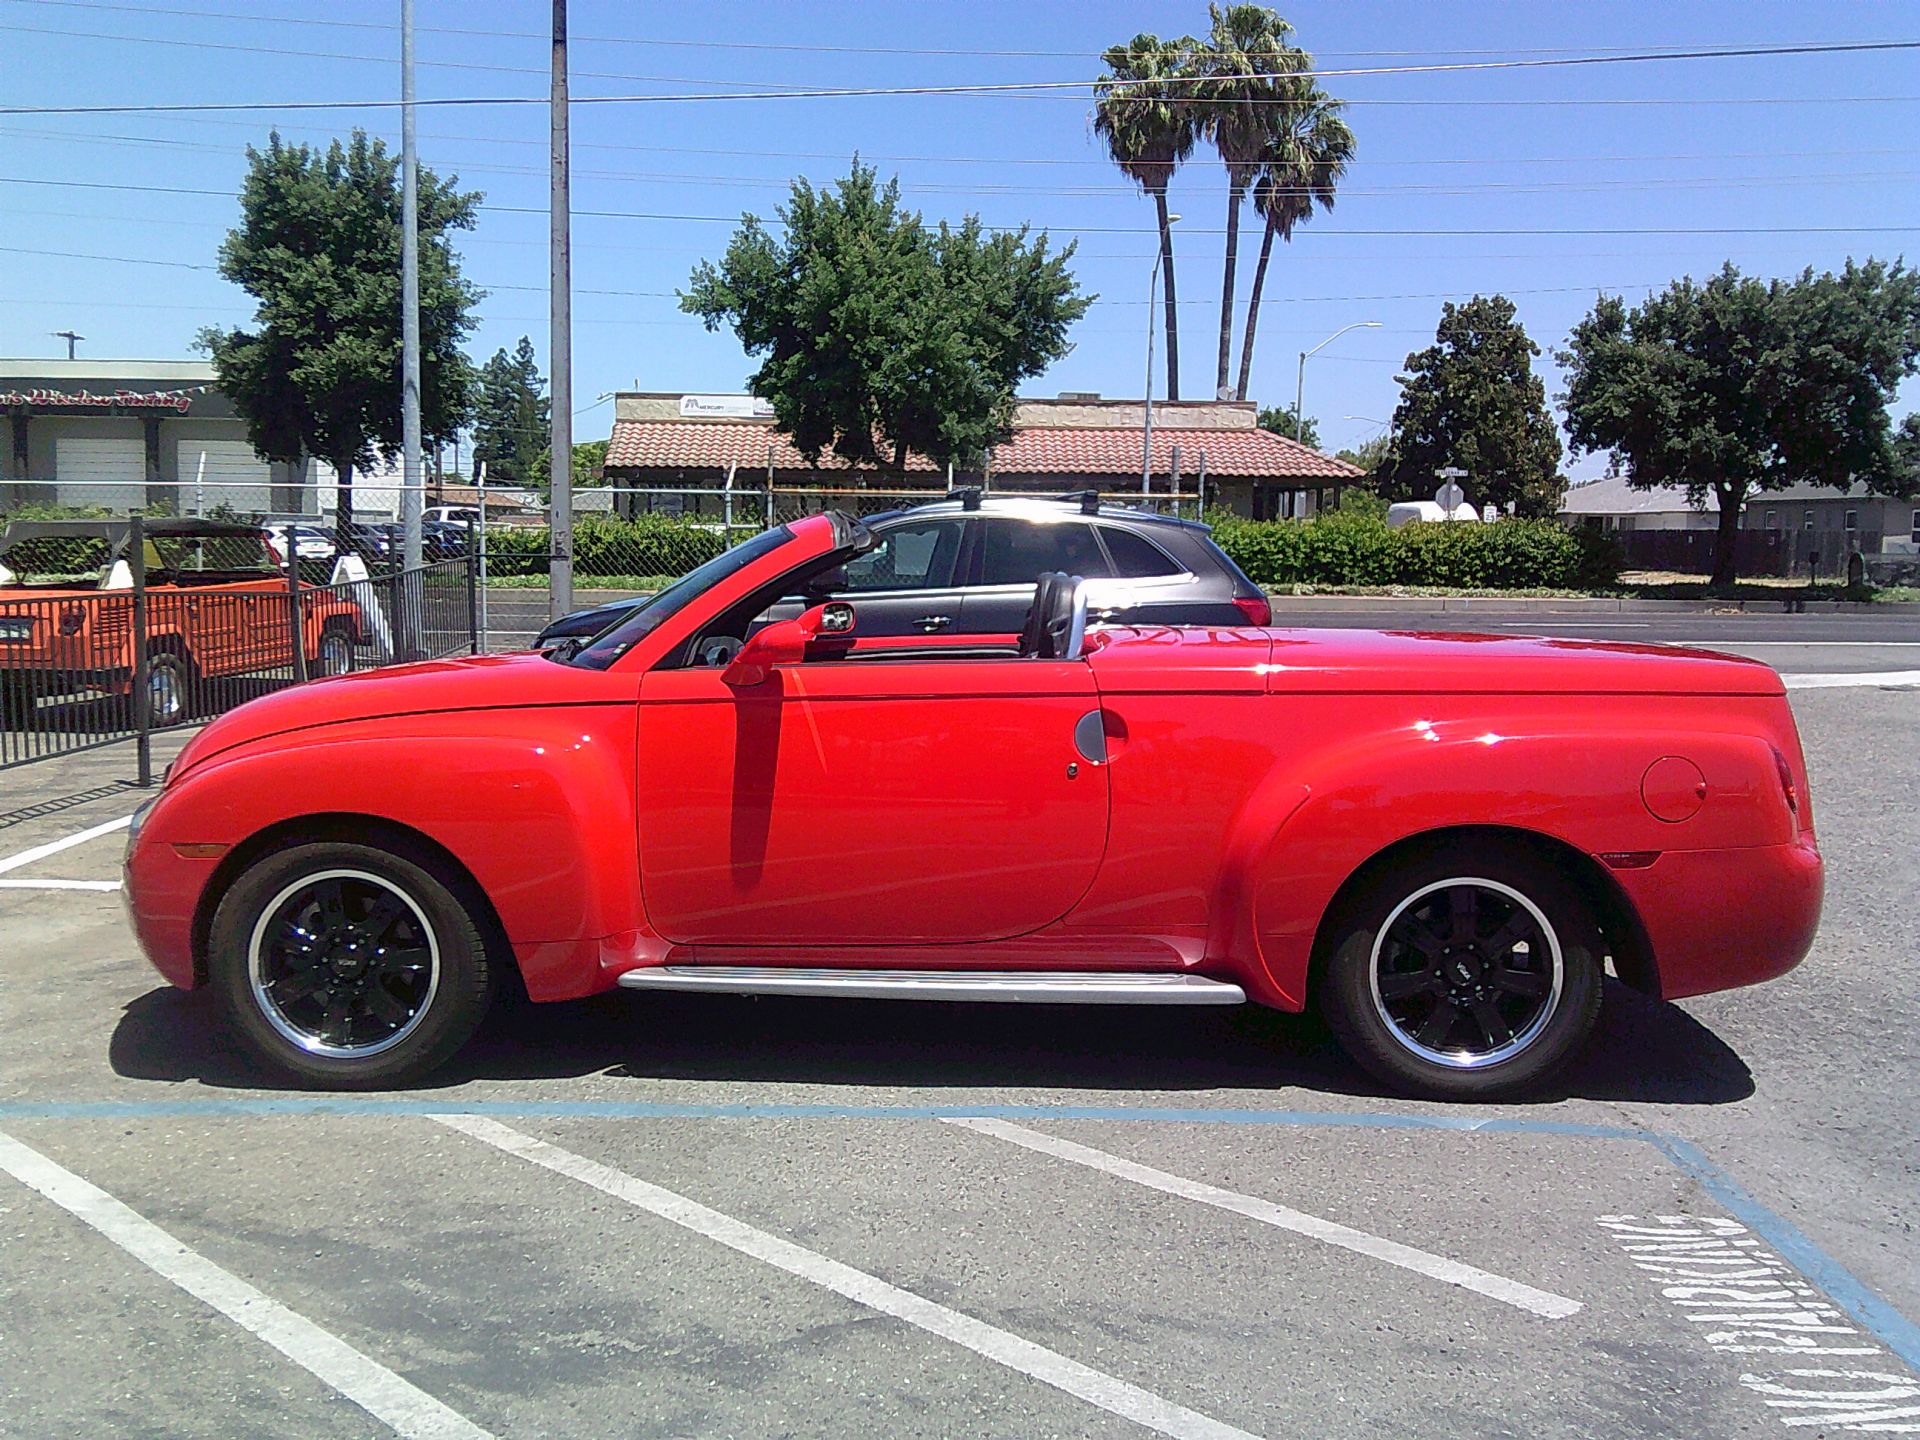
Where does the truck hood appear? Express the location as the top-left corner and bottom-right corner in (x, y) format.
(1262, 628), (1786, 696)
(170, 650), (636, 778)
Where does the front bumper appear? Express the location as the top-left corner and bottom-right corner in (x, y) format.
(1614, 834), (1824, 1001)
(123, 815), (222, 990)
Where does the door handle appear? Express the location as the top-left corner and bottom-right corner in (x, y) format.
(914, 615), (952, 632)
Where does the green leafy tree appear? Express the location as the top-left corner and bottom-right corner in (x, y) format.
(1235, 89), (1352, 401)
(1335, 433), (1393, 474)
(532, 437), (610, 491)
(1562, 260), (1920, 587)
(1257, 404), (1320, 449)
(682, 162), (1092, 472)
(1379, 295), (1565, 519)
(1094, 33), (1200, 401)
(471, 336), (549, 488)
(201, 130), (482, 544)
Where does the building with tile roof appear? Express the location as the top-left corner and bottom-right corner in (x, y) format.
(603, 392), (1362, 520)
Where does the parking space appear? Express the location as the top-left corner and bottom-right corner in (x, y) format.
(2, 624), (1917, 1437)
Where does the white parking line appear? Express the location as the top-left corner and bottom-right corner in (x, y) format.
(1782, 671), (1920, 689)
(946, 1117), (1581, 1321)
(0, 813), (133, 875)
(0, 1130), (492, 1440)
(433, 1114), (1262, 1440)
(0, 878), (121, 892)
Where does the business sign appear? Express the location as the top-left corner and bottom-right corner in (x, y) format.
(0, 388), (197, 413)
(678, 394), (774, 420)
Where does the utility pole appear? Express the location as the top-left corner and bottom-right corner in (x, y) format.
(52, 331), (84, 360)
(548, 0), (574, 621)
(399, 0), (424, 586)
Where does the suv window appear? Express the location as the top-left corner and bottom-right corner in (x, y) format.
(1098, 527), (1184, 577)
(842, 519), (963, 592)
(976, 518), (1113, 587)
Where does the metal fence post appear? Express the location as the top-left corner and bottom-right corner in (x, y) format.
(130, 511), (152, 787)
(466, 534), (480, 654)
(1194, 452), (1208, 521)
(286, 539), (308, 685)
(475, 466), (490, 652)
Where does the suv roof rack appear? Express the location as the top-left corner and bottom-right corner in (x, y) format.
(1051, 489), (1104, 515)
(946, 485), (985, 511)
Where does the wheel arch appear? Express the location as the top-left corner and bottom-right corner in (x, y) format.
(1303, 824), (1658, 1006)
(190, 812), (518, 994)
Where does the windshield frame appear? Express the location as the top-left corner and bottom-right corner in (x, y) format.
(562, 524), (798, 671)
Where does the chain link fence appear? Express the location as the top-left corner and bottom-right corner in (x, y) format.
(0, 513), (477, 781)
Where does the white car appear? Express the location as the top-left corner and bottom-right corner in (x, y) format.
(422, 506), (479, 527)
(263, 522), (338, 561)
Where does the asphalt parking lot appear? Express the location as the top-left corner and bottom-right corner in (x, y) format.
(2, 616), (1917, 1438)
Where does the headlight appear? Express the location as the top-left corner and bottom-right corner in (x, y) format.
(126, 796), (158, 850)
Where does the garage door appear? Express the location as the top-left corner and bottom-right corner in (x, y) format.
(177, 440), (272, 515)
(54, 436), (147, 510)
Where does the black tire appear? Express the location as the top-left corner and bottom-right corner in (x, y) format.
(143, 647), (194, 727)
(208, 841), (496, 1089)
(1318, 841), (1604, 1101)
(314, 619), (356, 677)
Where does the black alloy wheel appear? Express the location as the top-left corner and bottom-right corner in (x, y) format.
(209, 841), (496, 1088)
(1319, 843), (1604, 1101)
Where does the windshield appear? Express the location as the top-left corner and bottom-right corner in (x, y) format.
(564, 524), (795, 670)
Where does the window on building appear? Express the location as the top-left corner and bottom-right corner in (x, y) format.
(1844, 509), (1858, 531)
(1764, 509), (1778, 529)
(1911, 508), (1920, 546)
(1804, 510), (1815, 531)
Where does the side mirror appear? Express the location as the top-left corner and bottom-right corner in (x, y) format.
(722, 601), (855, 687)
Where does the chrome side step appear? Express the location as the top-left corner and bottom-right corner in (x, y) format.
(616, 966), (1246, 1005)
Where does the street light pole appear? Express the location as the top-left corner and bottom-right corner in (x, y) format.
(1142, 213), (1181, 494)
(399, 0), (423, 579)
(1294, 320), (1382, 447)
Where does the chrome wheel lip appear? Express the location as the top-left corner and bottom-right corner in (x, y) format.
(1367, 875), (1564, 1072)
(246, 868), (441, 1059)
(148, 663), (183, 723)
(317, 631), (352, 676)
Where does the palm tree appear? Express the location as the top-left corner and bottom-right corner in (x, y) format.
(1198, 4), (1308, 400)
(1093, 34), (1199, 401)
(1234, 92), (1354, 401)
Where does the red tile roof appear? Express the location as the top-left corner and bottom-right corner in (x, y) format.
(606, 419), (1359, 482)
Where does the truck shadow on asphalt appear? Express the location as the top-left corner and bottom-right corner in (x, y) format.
(108, 978), (1754, 1106)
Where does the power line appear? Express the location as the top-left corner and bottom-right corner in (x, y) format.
(14, 0), (1915, 64)
(3, 40), (1919, 117)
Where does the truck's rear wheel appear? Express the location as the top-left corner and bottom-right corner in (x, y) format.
(144, 649), (193, 727)
(1319, 845), (1603, 1100)
(208, 841), (495, 1089)
(314, 619), (355, 677)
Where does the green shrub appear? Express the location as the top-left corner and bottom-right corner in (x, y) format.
(1209, 512), (1611, 590)
(475, 514), (731, 581)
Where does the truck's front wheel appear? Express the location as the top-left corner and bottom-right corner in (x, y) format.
(208, 841), (496, 1089)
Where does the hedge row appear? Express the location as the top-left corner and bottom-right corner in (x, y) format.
(1209, 512), (1621, 591)
(481, 514), (729, 579)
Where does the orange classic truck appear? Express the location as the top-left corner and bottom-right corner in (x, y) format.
(0, 518), (365, 728)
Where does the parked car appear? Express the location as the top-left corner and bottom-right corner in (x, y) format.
(262, 522), (337, 563)
(533, 491), (1271, 648)
(0, 519), (365, 727)
(344, 521), (467, 567)
(123, 512), (1822, 1098)
(422, 506), (479, 527)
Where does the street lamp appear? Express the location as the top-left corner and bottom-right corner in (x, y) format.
(1143, 213), (1182, 494)
(1294, 321), (1381, 443)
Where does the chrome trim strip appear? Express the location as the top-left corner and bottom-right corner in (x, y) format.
(616, 967), (1246, 1005)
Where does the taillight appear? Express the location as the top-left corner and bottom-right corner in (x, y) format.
(58, 605), (87, 635)
(1233, 595), (1272, 626)
(1771, 745), (1798, 816)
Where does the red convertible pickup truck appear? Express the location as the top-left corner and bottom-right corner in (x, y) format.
(122, 511), (1822, 1099)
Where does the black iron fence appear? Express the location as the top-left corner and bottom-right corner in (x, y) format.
(0, 517), (477, 781)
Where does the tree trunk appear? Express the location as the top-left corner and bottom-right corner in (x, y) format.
(1708, 483), (1743, 591)
(1216, 180), (1245, 399)
(1235, 213), (1278, 403)
(1154, 188), (1180, 402)
(334, 456), (355, 559)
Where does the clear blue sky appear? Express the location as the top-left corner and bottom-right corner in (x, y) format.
(3, 0), (1917, 471)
